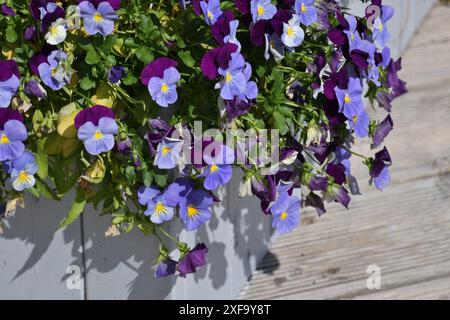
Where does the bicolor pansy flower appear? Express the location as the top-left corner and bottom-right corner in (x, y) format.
(0, 60), (20, 108)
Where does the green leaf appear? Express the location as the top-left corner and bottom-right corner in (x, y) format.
(153, 171), (168, 187)
(273, 111), (288, 135)
(177, 50), (196, 68)
(5, 27), (17, 43)
(59, 189), (87, 228)
(122, 73), (138, 86)
(35, 152), (49, 179)
(136, 47), (154, 64)
(85, 49), (100, 65)
(80, 76), (96, 90)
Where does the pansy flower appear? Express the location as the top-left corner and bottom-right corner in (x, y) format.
(177, 243), (208, 277)
(250, 0), (276, 23)
(343, 15), (361, 51)
(264, 34), (285, 62)
(223, 20), (241, 51)
(348, 110), (370, 138)
(370, 147), (392, 191)
(79, 1), (119, 36)
(179, 189), (213, 231)
(75, 105), (118, 156)
(1, 4), (15, 16)
(138, 186), (175, 224)
(334, 77), (364, 119)
(373, 114), (393, 147)
(0, 109), (27, 162)
(200, 0), (222, 26)
(201, 144), (235, 191)
(281, 14), (305, 48)
(8, 151), (38, 192)
(141, 58), (181, 108)
(0, 60), (20, 108)
(24, 80), (47, 100)
(371, 5), (394, 49)
(107, 66), (126, 83)
(270, 194), (300, 234)
(294, 0), (317, 26)
(30, 1), (65, 32)
(238, 63), (258, 101)
(154, 137), (183, 169)
(155, 258), (177, 278)
(45, 18), (67, 45)
(38, 50), (71, 91)
(217, 52), (247, 100)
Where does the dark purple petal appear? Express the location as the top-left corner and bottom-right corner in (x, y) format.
(24, 26), (37, 41)
(373, 114), (393, 146)
(0, 60), (19, 82)
(370, 147), (392, 178)
(24, 80), (47, 99)
(0, 108), (23, 130)
(155, 259), (177, 278)
(328, 27), (346, 46)
(309, 176), (328, 191)
(305, 192), (327, 216)
(211, 10), (234, 45)
(74, 105), (115, 129)
(177, 243), (208, 276)
(108, 66), (126, 83)
(351, 49), (369, 69)
(250, 20), (269, 46)
(335, 187), (351, 209)
(140, 58), (179, 86)
(1, 4), (15, 16)
(235, 0), (250, 14)
(326, 163), (346, 185)
(200, 43), (238, 80)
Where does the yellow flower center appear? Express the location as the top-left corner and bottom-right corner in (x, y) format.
(379, 23), (383, 31)
(280, 211), (288, 220)
(210, 163), (219, 173)
(18, 171), (29, 184)
(301, 3), (307, 13)
(187, 206), (199, 218)
(344, 94), (351, 104)
(93, 130), (103, 140)
(257, 5), (265, 16)
(287, 26), (295, 37)
(225, 71), (233, 83)
(162, 146), (171, 155)
(155, 202), (168, 215)
(0, 134), (9, 145)
(207, 10), (213, 20)
(352, 115), (358, 124)
(50, 26), (58, 36)
(93, 12), (103, 22)
(161, 82), (168, 94)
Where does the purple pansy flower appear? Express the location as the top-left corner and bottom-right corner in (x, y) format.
(1, 4), (15, 16)
(9, 151), (38, 191)
(201, 144), (235, 191)
(177, 243), (208, 277)
(77, 117), (118, 155)
(38, 50), (71, 91)
(0, 120), (27, 162)
(179, 189), (213, 231)
(30, 1), (65, 32)
(24, 80), (47, 100)
(107, 65), (126, 83)
(148, 67), (181, 107)
(250, 0), (277, 23)
(348, 110), (370, 138)
(372, 5), (394, 49)
(74, 105), (115, 129)
(200, 43), (238, 80)
(334, 77), (364, 119)
(155, 258), (177, 278)
(0, 60), (20, 108)
(154, 137), (183, 169)
(373, 114), (393, 147)
(294, 0), (317, 26)
(270, 194), (300, 234)
(79, 1), (118, 36)
(335, 186), (351, 208)
(370, 147), (392, 191)
(200, 0), (222, 26)
(217, 52), (247, 100)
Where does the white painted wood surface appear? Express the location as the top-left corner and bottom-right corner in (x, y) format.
(0, 0), (437, 300)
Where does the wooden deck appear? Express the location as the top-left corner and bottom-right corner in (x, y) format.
(240, 4), (450, 300)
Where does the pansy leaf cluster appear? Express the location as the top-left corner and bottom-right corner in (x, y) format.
(0, 0), (405, 278)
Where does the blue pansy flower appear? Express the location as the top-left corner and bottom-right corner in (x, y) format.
(250, 0), (276, 23)
(79, 1), (118, 36)
(294, 0), (317, 26)
(38, 50), (71, 91)
(77, 117), (118, 155)
(271, 194), (301, 234)
(372, 5), (394, 49)
(334, 77), (364, 119)
(281, 15), (305, 49)
(8, 151), (38, 191)
(217, 52), (247, 100)
(138, 186), (175, 224)
(200, 0), (222, 26)
(348, 110), (370, 138)
(154, 137), (183, 169)
(0, 120), (27, 162)
(179, 189), (213, 231)
(201, 144), (235, 191)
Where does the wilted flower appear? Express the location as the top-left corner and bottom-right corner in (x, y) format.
(24, 80), (47, 100)
(107, 66), (126, 83)
(177, 243), (208, 276)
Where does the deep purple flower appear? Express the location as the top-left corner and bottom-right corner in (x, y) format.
(309, 176), (328, 191)
(77, 117), (118, 155)
(107, 66), (126, 83)
(200, 0), (222, 26)
(250, 0), (276, 23)
(326, 163), (346, 185)
(373, 114), (393, 147)
(294, 0), (317, 26)
(201, 144), (235, 190)
(224, 98), (252, 119)
(270, 194), (300, 234)
(0, 60), (20, 108)
(155, 258), (177, 278)
(335, 186), (350, 208)
(24, 80), (47, 100)
(79, 1), (118, 36)
(334, 77), (364, 119)
(1, 4), (15, 16)
(24, 26), (37, 41)
(370, 147), (392, 191)
(154, 137), (183, 169)
(179, 189), (213, 231)
(211, 10), (235, 45)
(200, 43), (238, 80)
(74, 105), (115, 129)
(235, 0), (250, 14)
(177, 243), (208, 277)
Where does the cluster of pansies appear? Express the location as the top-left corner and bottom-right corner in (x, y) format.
(0, 0), (405, 278)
